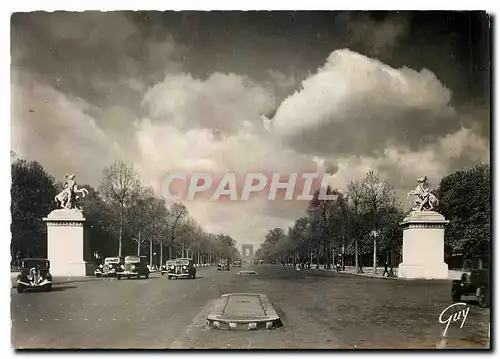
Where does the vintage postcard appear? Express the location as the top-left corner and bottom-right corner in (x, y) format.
(10, 10), (491, 349)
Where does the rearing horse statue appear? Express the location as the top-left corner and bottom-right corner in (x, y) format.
(407, 176), (439, 212)
(54, 174), (89, 210)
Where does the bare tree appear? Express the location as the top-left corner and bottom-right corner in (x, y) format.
(359, 171), (398, 275)
(166, 203), (189, 259)
(346, 180), (366, 273)
(307, 187), (338, 269)
(99, 161), (140, 257)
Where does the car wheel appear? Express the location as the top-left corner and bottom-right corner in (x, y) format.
(168, 276), (172, 280)
(478, 287), (489, 308)
(17, 285), (24, 294)
(452, 292), (461, 302)
(46, 284), (52, 292)
(161, 272), (164, 276)
(117, 276), (121, 280)
(145, 273), (149, 279)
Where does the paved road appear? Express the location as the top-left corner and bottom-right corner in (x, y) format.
(11, 265), (490, 349)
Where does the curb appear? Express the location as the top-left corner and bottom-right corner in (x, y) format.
(339, 272), (400, 280)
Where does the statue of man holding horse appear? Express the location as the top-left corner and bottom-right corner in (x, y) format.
(407, 176), (439, 212)
(54, 174), (89, 210)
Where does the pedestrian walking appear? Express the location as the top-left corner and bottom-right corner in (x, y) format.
(382, 261), (390, 276)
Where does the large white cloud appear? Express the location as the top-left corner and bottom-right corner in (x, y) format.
(271, 49), (456, 156)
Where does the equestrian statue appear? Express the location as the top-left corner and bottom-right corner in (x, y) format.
(54, 174), (89, 210)
(407, 176), (439, 212)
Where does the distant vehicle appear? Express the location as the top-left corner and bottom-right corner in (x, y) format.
(218, 259), (230, 271)
(94, 257), (123, 277)
(167, 258), (196, 280)
(233, 261), (242, 267)
(452, 269), (490, 307)
(161, 260), (175, 276)
(16, 258), (52, 293)
(116, 255), (150, 279)
(258, 260), (264, 264)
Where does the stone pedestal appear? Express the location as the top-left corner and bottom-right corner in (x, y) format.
(398, 211), (449, 279)
(43, 209), (92, 276)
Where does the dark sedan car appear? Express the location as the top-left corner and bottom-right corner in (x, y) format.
(452, 269), (490, 307)
(167, 258), (196, 279)
(16, 258), (52, 293)
(218, 260), (230, 271)
(116, 255), (150, 279)
(94, 257), (123, 277)
(161, 260), (175, 276)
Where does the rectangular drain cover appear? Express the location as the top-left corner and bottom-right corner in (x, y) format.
(207, 293), (281, 330)
(237, 271), (257, 275)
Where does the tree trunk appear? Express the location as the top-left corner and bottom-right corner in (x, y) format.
(136, 230), (141, 255)
(356, 239), (364, 273)
(373, 235), (377, 275)
(355, 239), (359, 269)
(168, 245), (172, 260)
(331, 242), (335, 269)
(341, 243), (345, 271)
(118, 212), (123, 258)
(160, 243), (163, 266)
(149, 239), (153, 267)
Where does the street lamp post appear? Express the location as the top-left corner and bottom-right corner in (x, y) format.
(341, 243), (345, 271)
(371, 229), (379, 275)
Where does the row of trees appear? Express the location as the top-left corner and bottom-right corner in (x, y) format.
(11, 154), (241, 266)
(256, 165), (490, 272)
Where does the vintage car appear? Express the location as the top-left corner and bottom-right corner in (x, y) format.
(218, 259), (230, 271)
(161, 260), (175, 276)
(452, 269), (490, 307)
(233, 260), (242, 267)
(116, 255), (150, 279)
(16, 258), (52, 293)
(94, 257), (123, 277)
(167, 258), (196, 279)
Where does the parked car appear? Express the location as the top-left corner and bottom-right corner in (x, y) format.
(16, 258), (52, 293)
(167, 258), (196, 280)
(94, 257), (123, 277)
(233, 260), (242, 267)
(452, 269), (490, 307)
(116, 255), (150, 279)
(161, 260), (175, 276)
(218, 259), (230, 271)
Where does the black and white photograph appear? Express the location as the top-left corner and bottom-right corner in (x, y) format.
(9, 8), (491, 349)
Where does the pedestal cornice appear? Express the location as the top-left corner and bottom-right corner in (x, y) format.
(400, 210), (449, 229)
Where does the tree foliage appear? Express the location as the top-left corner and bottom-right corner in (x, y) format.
(11, 159), (58, 258)
(436, 164), (490, 257)
(10, 156), (240, 264)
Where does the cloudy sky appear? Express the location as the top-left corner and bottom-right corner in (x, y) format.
(11, 11), (490, 248)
